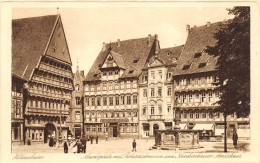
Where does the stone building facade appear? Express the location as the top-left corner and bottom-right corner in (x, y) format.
(67, 66), (85, 138)
(11, 73), (27, 145)
(12, 14), (74, 144)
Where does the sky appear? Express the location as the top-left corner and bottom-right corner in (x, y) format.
(12, 6), (235, 75)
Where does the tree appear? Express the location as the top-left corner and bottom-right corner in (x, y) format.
(206, 7), (250, 118)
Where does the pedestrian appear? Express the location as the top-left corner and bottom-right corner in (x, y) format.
(49, 136), (53, 147)
(96, 136), (98, 144)
(71, 139), (77, 154)
(105, 135), (108, 141)
(132, 139), (136, 152)
(146, 135), (149, 142)
(232, 131), (238, 148)
(80, 135), (87, 153)
(90, 135), (93, 144)
(75, 136), (82, 153)
(63, 140), (68, 153)
(53, 138), (56, 147)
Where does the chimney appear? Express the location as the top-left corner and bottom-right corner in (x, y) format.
(80, 70), (84, 77)
(117, 39), (120, 47)
(186, 24), (190, 37)
(155, 34), (158, 41)
(102, 42), (106, 51)
(147, 34), (151, 45)
(207, 22), (210, 27)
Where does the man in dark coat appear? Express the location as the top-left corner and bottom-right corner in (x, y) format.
(90, 135), (93, 144)
(132, 139), (136, 152)
(96, 136), (98, 144)
(80, 135), (87, 153)
(49, 137), (53, 147)
(63, 140), (68, 153)
(232, 131), (238, 148)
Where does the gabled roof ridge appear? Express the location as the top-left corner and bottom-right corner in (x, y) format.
(106, 35), (155, 44)
(12, 14), (58, 21)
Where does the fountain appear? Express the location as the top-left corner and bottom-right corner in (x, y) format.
(153, 107), (200, 150)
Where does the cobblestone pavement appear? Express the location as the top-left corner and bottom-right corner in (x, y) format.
(12, 138), (250, 154)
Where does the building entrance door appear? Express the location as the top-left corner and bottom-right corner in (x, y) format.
(229, 124), (235, 138)
(44, 123), (56, 143)
(113, 126), (117, 137)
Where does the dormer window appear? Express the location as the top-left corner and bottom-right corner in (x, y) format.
(129, 69), (134, 74)
(182, 65), (190, 70)
(93, 74), (98, 77)
(198, 63), (207, 68)
(133, 59), (139, 63)
(194, 52), (202, 58)
(172, 58), (177, 63)
(166, 51), (171, 56)
(108, 55), (113, 60)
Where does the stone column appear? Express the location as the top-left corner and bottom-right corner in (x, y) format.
(174, 107), (181, 130)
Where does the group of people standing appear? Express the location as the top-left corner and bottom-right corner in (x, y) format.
(63, 135), (99, 153)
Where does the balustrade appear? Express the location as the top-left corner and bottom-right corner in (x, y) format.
(39, 63), (72, 78)
(32, 75), (72, 90)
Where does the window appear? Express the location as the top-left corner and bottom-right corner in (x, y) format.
(167, 87), (171, 96)
(97, 97), (101, 106)
(98, 125), (102, 132)
(115, 97), (119, 105)
(195, 93), (200, 102)
(129, 70), (134, 74)
(151, 88), (155, 97)
(133, 80), (137, 88)
(209, 92), (213, 102)
(91, 98), (95, 106)
(182, 93), (186, 103)
(151, 71), (155, 79)
(158, 70), (162, 79)
(76, 97), (80, 105)
(92, 125), (96, 132)
(215, 91), (220, 99)
(114, 82), (119, 90)
(103, 72), (107, 76)
(142, 107), (146, 115)
(143, 89), (147, 97)
(16, 101), (21, 115)
(127, 96), (131, 105)
(30, 100), (33, 107)
(40, 101), (43, 108)
(108, 82), (113, 90)
(85, 85), (89, 92)
(133, 95), (137, 104)
(90, 87), (94, 92)
(115, 70), (119, 75)
(97, 85), (100, 91)
(183, 111), (187, 118)
(158, 87), (162, 97)
(167, 72), (172, 79)
(189, 93), (193, 102)
(143, 75), (148, 82)
(189, 111), (193, 119)
(109, 71), (113, 75)
(133, 59), (139, 63)
(86, 98), (89, 106)
(76, 111), (80, 120)
(208, 111), (213, 119)
(201, 92), (206, 102)
(75, 84), (80, 91)
(202, 111), (206, 118)
(121, 96), (124, 105)
(126, 81), (131, 89)
(109, 97), (113, 106)
(103, 97), (107, 106)
(166, 51), (171, 56)
(103, 83), (107, 91)
(195, 111), (200, 119)
(167, 105), (171, 114)
(151, 106), (154, 115)
(194, 78), (198, 85)
(158, 105), (162, 114)
(120, 82), (124, 89)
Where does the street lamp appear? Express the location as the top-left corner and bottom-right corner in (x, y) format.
(59, 98), (66, 148)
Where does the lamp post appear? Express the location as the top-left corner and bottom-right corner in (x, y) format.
(59, 98), (65, 148)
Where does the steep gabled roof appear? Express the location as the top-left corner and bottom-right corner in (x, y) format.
(12, 72), (27, 82)
(84, 36), (155, 81)
(12, 14), (59, 80)
(172, 22), (221, 76)
(157, 45), (184, 65)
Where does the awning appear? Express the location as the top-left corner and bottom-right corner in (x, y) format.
(192, 124), (214, 130)
(179, 124), (187, 129)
